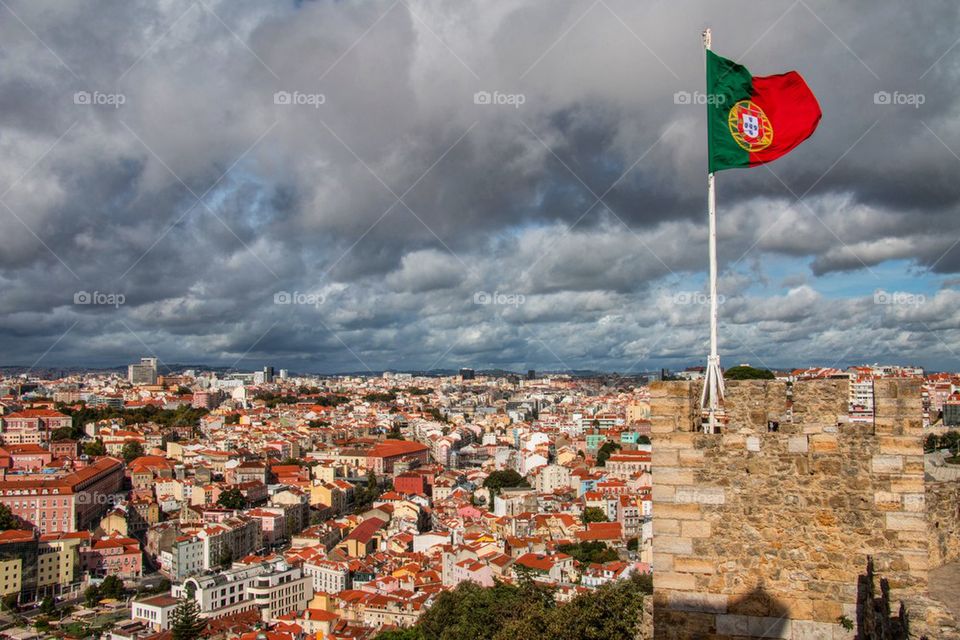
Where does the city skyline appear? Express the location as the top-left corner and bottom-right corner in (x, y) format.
(1, 1), (959, 372)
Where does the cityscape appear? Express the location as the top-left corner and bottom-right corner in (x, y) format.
(1, 1), (959, 640)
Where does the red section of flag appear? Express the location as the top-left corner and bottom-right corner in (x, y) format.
(748, 71), (822, 166)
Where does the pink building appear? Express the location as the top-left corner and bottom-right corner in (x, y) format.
(449, 558), (494, 587)
(0, 409), (71, 445)
(85, 533), (143, 578)
(1, 444), (54, 470)
(0, 457), (124, 534)
(247, 507), (286, 546)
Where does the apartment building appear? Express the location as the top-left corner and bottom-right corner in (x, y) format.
(0, 457), (124, 534)
(172, 558), (312, 621)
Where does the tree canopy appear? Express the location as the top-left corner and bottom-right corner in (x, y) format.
(724, 365), (776, 380)
(216, 487), (247, 510)
(0, 504), (19, 531)
(170, 598), (206, 640)
(375, 573), (652, 640)
(121, 441), (145, 463)
(582, 507), (608, 524)
(596, 441), (621, 467)
(482, 470), (529, 493)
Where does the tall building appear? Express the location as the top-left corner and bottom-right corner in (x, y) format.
(128, 357), (158, 385)
(459, 368), (475, 381)
(278, 369), (289, 380)
(263, 366), (275, 383)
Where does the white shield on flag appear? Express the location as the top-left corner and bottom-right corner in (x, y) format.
(742, 113), (760, 140)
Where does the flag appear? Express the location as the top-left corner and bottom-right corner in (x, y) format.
(707, 50), (821, 172)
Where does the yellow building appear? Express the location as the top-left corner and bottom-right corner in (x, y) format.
(37, 533), (87, 596)
(0, 557), (21, 597)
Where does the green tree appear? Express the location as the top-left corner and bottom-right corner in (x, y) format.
(0, 504), (19, 530)
(83, 439), (107, 457)
(83, 586), (101, 607)
(596, 441), (620, 466)
(376, 629), (424, 640)
(543, 574), (652, 640)
(415, 580), (553, 640)
(482, 470), (529, 493)
(51, 427), (74, 441)
(121, 441), (145, 463)
(556, 540), (618, 565)
(582, 507), (608, 523)
(217, 487), (247, 510)
(170, 598), (206, 640)
(724, 365), (775, 380)
(0, 593), (17, 613)
(99, 575), (124, 599)
(38, 596), (56, 616)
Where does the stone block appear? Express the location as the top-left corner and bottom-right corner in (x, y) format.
(871, 455), (903, 473)
(654, 518), (680, 536)
(652, 484), (676, 502)
(788, 435), (809, 453)
(655, 467), (695, 486)
(656, 571), (697, 590)
(652, 449), (678, 466)
(902, 493), (924, 512)
(674, 556), (715, 574)
(792, 620), (844, 640)
(874, 491), (902, 510)
(681, 520), (712, 538)
(716, 614), (792, 639)
(746, 436), (761, 452)
(666, 591), (728, 613)
(653, 553), (674, 572)
(656, 503), (703, 520)
(878, 436), (920, 455)
(810, 434), (838, 453)
(652, 536), (693, 554)
(678, 449), (705, 466)
(885, 512), (926, 532)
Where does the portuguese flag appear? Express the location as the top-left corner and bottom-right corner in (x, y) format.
(707, 50), (821, 172)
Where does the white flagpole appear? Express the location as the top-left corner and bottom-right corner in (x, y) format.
(700, 28), (724, 433)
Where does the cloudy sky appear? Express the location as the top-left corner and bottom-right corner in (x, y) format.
(1, 0), (959, 374)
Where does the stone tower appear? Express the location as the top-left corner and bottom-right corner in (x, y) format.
(649, 378), (958, 639)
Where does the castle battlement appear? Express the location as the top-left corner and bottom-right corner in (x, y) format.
(650, 379), (957, 640)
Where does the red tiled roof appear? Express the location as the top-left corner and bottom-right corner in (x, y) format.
(343, 517), (386, 544)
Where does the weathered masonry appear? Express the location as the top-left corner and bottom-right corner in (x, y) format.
(650, 379), (960, 640)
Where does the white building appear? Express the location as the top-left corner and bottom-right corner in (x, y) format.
(170, 535), (204, 581)
(131, 594), (178, 632)
(302, 558), (351, 595)
(172, 557), (311, 621)
(534, 464), (571, 494)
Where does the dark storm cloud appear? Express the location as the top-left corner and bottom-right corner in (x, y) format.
(0, 0), (959, 372)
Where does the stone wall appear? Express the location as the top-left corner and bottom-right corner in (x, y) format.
(928, 478), (960, 568)
(650, 378), (941, 640)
